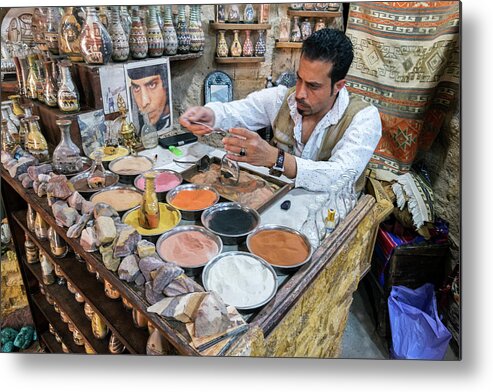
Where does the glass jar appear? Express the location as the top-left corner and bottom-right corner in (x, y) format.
(7, 95), (24, 117)
(139, 171), (160, 229)
(189, 4), (203, 53)
(26, 55), (39, 100)
(43, 60), (58, 107)
(80, 6), (113, 65)
(25, 115), (49, 162)
(120, 6), (132, 39)
(44, 7), (60, 55)
(91, 312), (109, 339)
(59, 6), (84, 62)
(314, 18), (326, 32)
(24, 233), (39, 264)
(259, 4), (270, 23)
(140, 112), (158, 149)
(301, 18), (312, 41)
(52, 119), (83, 175)
(48, 226), (68, 258)
(255, 30), (267, 57)
(228, 4), (240, 22)
(57, 61), (80, 113)
(87, 150), (107, 189)
(26, 204), (36, 232)
(301, 203), (320, 249)
(279, 17), (291, 42)
(335, 180), (348, 223)
(1, 119), (17, 154)
(40, 251), (55, 285)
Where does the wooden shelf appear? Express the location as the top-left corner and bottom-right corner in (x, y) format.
(39, 330), (64, 353)
(12, 211), (148, 355)
(210, 22), (271, 31)
(215, 56), (266, 64)
(287, 10), (342, 18)
(275, 42), (303, 49)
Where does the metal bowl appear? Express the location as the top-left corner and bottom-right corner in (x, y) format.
(90, 185), (143, 215)
(202, 251), (278, 311)
(156, 225), (223, 276)
(69, 170), (119, 196)
(246, 224), (313, 273)
(134, 169), (183, 203)
(122, 203), (181, 243)
(108, 155), (154, 185)
(201, 202), (261, 245)
(166, 183), (220, 221)
(89, 146), (130, 169)
(52, 156), (92, 177)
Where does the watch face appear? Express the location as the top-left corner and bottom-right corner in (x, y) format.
(269, 167), (283, 177)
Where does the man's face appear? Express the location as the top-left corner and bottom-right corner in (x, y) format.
(130, 74), (168, 125)
(295, 56), (345, 117)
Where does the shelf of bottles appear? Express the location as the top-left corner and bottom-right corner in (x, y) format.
(275, 3), (342, 49)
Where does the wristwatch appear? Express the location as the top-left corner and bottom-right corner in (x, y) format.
(269, 148), (285, 177)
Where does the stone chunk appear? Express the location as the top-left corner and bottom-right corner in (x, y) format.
(137, 240), (156, 258)
(8, 157), (36, 178)
(93, 202), (119, 219)
(81, 200), (95, 215)
(138, 256), (166, 282)
(145, 281), (165, 305)
(21, 175), (33, 189)
(135, 272), (146, 286)
(35, 182), (48, 197)
(147, 292), (208, 323)
(47, 175), (74, 199)
(113, 226), (141, 258)
(67, 214), (92, 239)
(100, 242), (121, 272)
(151, 263), (183, 293)
(194, 291), (231, 338)
(94, 216), (116, 244)
(80, 227), (100, 252)
(163, 274), (205, 297)
(118, 254), (141, 282)
(67, 191), (85, 211)
(55, 206), (80, 228)
(27, 164), (52, 181)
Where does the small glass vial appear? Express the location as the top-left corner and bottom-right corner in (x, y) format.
(132, 308), (148, 329)
(34, 212), (49, 240)
(73, 328), (85, 346)
(91, 312), (109, 339)
(87, 150), (106, 189)
(84, 302), (95, 320)
(25, 233), (39, 264)
(300, 204), (320, 249)
(48, 226), (68, 258)
(40, 251), (55, 285)
(324, 208), (337, 238)
(104, 279), (121, 300)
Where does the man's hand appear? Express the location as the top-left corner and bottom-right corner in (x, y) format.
(222, 128), (278, 168)
(179, 106), (216, 136)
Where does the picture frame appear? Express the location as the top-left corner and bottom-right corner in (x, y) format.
(124, 57), (173, 137)
(204, 70), (233, 104)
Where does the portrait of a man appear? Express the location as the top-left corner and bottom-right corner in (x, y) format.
(124, 58), (172, 135)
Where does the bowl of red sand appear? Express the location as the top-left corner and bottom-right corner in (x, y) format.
(156, 225), (223, 275)
(166, 184), (219, 221)
(134, 169), (183, 202)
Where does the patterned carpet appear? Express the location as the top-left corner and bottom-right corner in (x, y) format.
(345, 1), (460, 181)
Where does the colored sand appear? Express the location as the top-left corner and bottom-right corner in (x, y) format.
(124, 203), (180, 235)
(208, 209), (256, 235)
(136, 171), (181, 192)
(159, 230), (219, 267)
(249, 229), (310, 266)
(90, 146), (129, 161)
(111, 156), (153, 175)
(91, 189), (142, 212)
(170, 189), (217, 211)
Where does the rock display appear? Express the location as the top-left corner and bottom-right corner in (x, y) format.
(118, 254), (141, 282)
(150, 263), (183, 293)
(67, 214), (92, 238)
(137, 240), (156, 258)
(94, 216), (117, 244)
(113, 226), (141, 258)
(138, 255), (166, 281)
(80, 227), (100, 252)
(47, 175), (74, 199)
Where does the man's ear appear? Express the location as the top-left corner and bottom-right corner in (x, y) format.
(333, 79), (346, 95)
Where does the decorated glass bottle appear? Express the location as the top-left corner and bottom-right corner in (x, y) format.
(290, 16), (302, 42)
(140, 112), (158, 149)
(53, 119), (83, 175)
(230, 30), (242, 57)
(197, 5), (205, 51)
(3, 101), (20, 128)
(243, 4), (256, 23)
(216, 30), (229, 57)
(129, 7), (148, 59)
(1, 119), (17, 154)
(189, 5), (202, 53)
(162, 5), (178, 56)
(301, 18), (312, 41)
(31, 8), (48, 47)
(146, 5), (164, 57)
(43, 60), (58, 107)
(57, 61), (80, 113)
(48, 226), (68, 258)
(176, 5), (190, 54)
(87, 150), (106, 189)
(59, 7), (84, 62)
(98, 6), (109, 29)
(242, 30), (254, 56)
(26, 55), (39, 100)
(34, 57), (46, 103)
(255, 30), (267, 57)
(1, 106), (19, 140)
(80, 6), (113, 65)
(8, 95), (24, 117)
(25, 115), (49, 162)
(44, 7), (60, 55)
(228, 4), (240, 22)
(120, 6), (132, 39)
(109, 7), (130, 61)
(314, 18), (326, 32)
(139, 171), (160, 230)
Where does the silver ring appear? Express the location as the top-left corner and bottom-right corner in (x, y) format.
(239, 148), (246, 157)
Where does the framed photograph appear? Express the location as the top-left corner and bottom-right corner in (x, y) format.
(124, 57), (173, 137)
(99, 65), (128, 115)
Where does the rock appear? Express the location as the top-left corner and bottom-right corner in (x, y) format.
(47, 175), (74, 199)
(145, 281), (165, 305)
(81, 200), (95, 215)
(67, 214), (92, 239)
(67, 191), (85, 211)
(147, 292), (208, 323)
(27, 163), (53, 181)
(193, 291), (231, 338)
(100, 242), (121, 272)
(135, 272), (146, 286)
(118, 254), (141, 282)
(18, 173), (29, 182)
(21, 175), (34, 189)
(163, 274), (205, 297)
(37, 173), (51, 183)
(36, 182), (48, 197)
(93, 202), (119, 219)
(55, 206), (80, 228)
(137, 240), (156, 258)
(8, 157), (36, 178)
(151, 263), (183, 293)
(1, 151), (13, 164)
(113, 226), (141, 258)
(94, 216), (116, 244)
(80, 227), (100, 252)
(138, 256), (166, 282)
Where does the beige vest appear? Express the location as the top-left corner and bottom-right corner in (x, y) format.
(271, 87), (371, 192)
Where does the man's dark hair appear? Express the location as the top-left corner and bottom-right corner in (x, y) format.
(302, 28), (354, 89)
(127, 64), (168, 87)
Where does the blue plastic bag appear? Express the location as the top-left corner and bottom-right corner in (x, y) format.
(388, 283), (452, 360)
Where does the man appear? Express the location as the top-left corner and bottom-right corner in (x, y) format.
(179, 28), (382, 193)
(127, 64), (171, 132)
